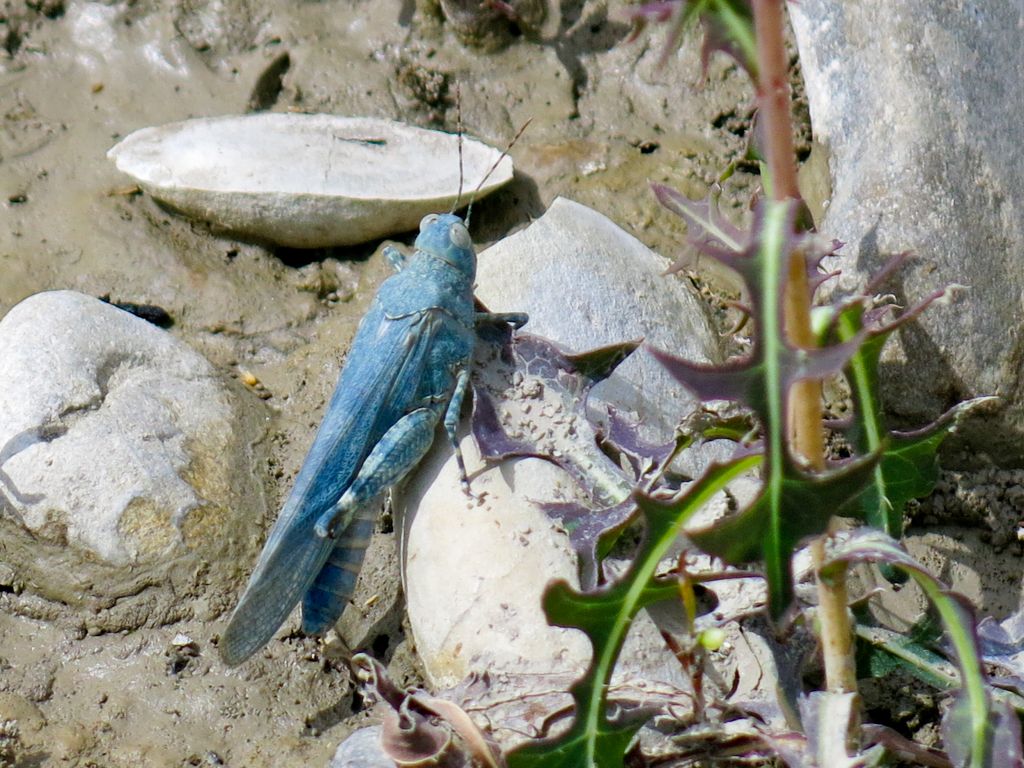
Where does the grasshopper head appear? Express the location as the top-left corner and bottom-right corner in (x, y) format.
(414, 213), (476, 280)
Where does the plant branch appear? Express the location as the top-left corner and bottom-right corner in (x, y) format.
(752, 0), (799, 202)
(750, 0), (856, 698)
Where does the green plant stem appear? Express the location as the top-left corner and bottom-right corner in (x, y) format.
(750, 0), (857, 697)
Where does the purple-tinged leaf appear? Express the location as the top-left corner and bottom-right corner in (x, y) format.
(470, 331), (637, 507)
(941, 690), (1021, 768)
(508, 456), (760, 768)
(563, 339), (643, 385)
(647, 345), (761, 406)
(783, 335), (865, 386)
(622, 0), (677, 25)
(472, 330), (716, 596)
(512, 335), (639, 386)
(972, 610), (1024, 711)
(471, 378), (544, 463)
(603, 406), (679, 481)
(543, 499), (637, 589)
(862, 725), (953, 768)
(353, 654), (502, 768)
(652, 182), (745, 255)
(696, 0), (756, 77)
(354, 654), (460, 767)
(805, 236), (844, 293)
(623, 1), (756, 75)
(987, 698), (1024, 767)
(380, 705), (456, 768)
(651, 331), (860, 425)
(977, 608), (1024, 667)
(622, 1), (692, 70)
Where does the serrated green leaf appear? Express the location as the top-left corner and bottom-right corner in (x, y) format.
(834, 298), (997, 585)
(506, 455), (760, 768)
(564, 339), (643, 384)
(690, 451), (878, 619)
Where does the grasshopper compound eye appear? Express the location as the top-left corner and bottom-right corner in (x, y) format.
(420, 213), (440, 230)
(448, 222), (472, 250)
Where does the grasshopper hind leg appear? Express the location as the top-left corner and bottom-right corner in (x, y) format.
(304, 405), (440, 635)
(314, 407), (439, 538)
(301, 505), (377, 635)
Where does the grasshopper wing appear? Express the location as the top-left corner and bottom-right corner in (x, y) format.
(220, 301), (440, 666)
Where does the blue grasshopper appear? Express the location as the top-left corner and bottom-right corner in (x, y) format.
(220, 211), (526, 666)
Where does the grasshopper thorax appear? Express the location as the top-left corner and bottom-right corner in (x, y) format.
(414, 213), (476, 281)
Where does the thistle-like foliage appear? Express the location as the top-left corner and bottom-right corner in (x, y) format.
(825, 529), (1023, 768)
(471, 326), (641, 508)
(506, 455), (760, 768)
(827, 272), (996, 542)
(472, 327), (689, 587)
(649, 185), (876, 620)
(623, 0), (757, 75)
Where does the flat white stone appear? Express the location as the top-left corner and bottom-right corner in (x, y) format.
(107, 114), (514, 248)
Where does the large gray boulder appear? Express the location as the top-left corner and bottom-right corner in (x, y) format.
(790, 2), (1024, 463)
(0, 291), (265, 631)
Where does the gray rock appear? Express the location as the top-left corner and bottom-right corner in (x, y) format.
(397, 199), (721, 690)
(0, 291), (264, 629)
(329, 727), (394, 768)
(476, 196), (721, 445)
(790, 2), (1024, 462)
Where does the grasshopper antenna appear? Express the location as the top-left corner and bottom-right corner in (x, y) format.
(451, 82), (465, 214)
(464, 118), (532, 228)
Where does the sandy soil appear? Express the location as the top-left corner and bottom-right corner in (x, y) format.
(0, 1), (1018, 766)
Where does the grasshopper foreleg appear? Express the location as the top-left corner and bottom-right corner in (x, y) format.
(315, 406), (439, 539)
(382, 245), (408, 272)
(475, 311), (528, 329)
(444, 367), (472, 495)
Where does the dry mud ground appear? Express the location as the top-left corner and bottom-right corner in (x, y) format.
(0, 1), (1020, 765)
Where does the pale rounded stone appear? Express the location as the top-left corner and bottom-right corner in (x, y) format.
(0, 291), (263, 626)
(107, 114), (514, 248)
(329, 727), (393, 768)
(399, 436), (590, 689)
